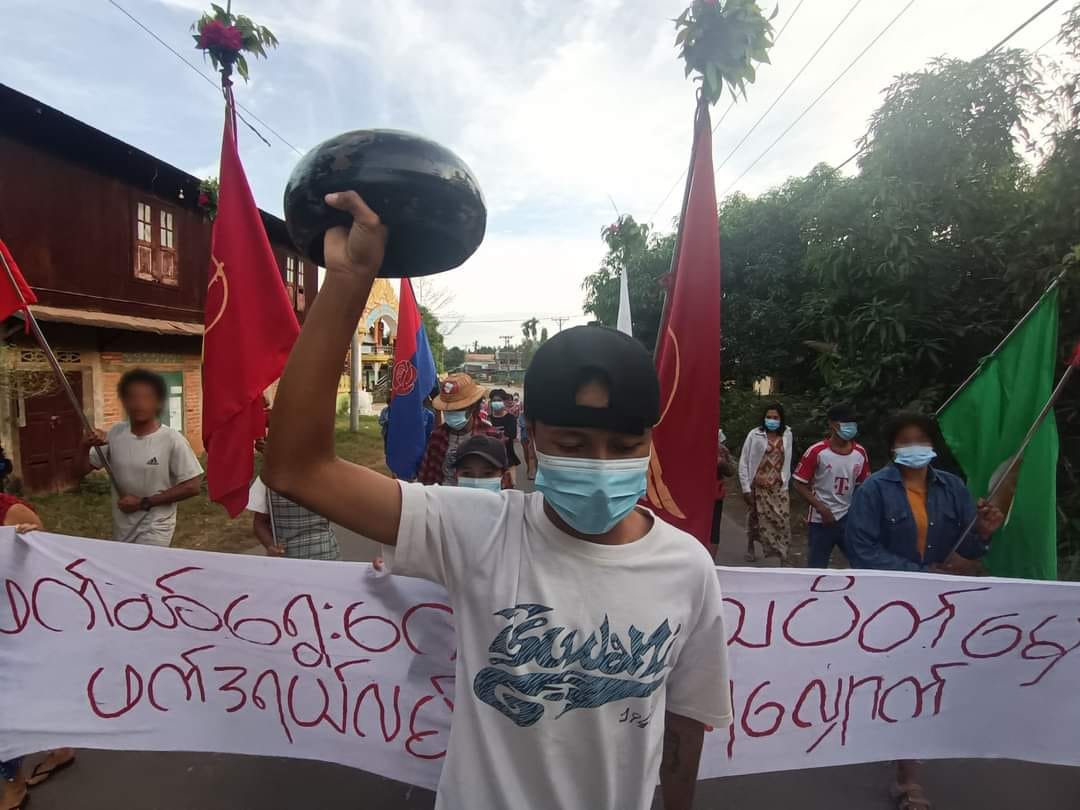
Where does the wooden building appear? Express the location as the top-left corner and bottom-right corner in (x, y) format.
(0, 83), (317, 493)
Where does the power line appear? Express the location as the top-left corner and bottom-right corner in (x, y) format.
(646, 0), (808, 223)
(834, 0), (1063, 174)
(984, 0), (1062, 55)
(713, 0), (866, 178)
(722, 0), (918, 196)
(106, 0), (304, 157)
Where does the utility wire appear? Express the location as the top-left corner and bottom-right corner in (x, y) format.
(646, 0), (808, 223)
(713, 0), (865, 178)
(723, 0), (917, 195)
(106, 0), (304, 157)
(834, 0), (1063, 174)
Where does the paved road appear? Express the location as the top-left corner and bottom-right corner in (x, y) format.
(26, 453), (1080, 809)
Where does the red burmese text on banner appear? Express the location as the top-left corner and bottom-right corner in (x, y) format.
(646, 103), (721, 547)
(203, 95), (299, 516)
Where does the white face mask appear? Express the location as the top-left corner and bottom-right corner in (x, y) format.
(457, 476), (502, 492)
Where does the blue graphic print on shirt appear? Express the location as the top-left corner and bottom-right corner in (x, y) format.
(473, 603), (680, 727)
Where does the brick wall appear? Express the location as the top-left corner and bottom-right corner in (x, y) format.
(183, 368), (203, 454)
(100, 350), (204, 455)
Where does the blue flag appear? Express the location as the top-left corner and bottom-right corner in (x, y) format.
(386, 279), (438, 479)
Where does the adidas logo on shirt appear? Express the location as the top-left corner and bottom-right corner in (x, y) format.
(147, 457), (159, 466)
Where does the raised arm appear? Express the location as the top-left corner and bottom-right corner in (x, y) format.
(263, 192), (402, 545)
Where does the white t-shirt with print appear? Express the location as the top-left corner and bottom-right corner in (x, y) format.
(394, 481), (732, 810)
(89, 423), (203, 545)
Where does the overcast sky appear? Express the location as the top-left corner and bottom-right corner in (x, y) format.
(2, 0), (1069, 349)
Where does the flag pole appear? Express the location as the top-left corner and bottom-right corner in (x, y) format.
(0, 246), (121, 489)
(936, 267), (1068, 416)
(946, 348), (1077, 558)
(655, 94), (709, 359)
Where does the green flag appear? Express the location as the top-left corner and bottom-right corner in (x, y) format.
(938, 288), (1060, 580)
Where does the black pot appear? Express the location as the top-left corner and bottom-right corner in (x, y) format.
(283, 129), (486, 277)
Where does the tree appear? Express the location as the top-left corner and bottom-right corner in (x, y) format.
(445, 346), (465, 369)
(413, 278), (462, 336)
(582, 215), (673, 350)
(582, 17), (1080, 574)
(521, 318), (539, 342)
(540, 326), (549, 343)
(418, 305), (446, 373)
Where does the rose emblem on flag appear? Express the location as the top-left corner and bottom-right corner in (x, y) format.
(393, 360), (418, 396)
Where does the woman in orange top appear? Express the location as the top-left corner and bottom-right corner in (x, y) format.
(1, 495), (76, 810)
(846, 412), (1004, 810)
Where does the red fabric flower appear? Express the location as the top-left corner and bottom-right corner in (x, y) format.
(198, 191), (211, 207)
(198, 20), (244, 52)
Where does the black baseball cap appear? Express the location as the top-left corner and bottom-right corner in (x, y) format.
(524, 325), (659, 435)
(827, 404), (857, 422)
(453, 435), (508, 469)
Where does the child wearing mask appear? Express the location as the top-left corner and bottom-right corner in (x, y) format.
(453, 435), (510, 491)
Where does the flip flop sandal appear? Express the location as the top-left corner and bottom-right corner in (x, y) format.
(891, 782), (932, 810)
(0, 786), (29, 810)
(25, 754), (74, 788)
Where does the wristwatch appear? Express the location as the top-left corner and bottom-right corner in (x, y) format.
(139, 497), (153, 511)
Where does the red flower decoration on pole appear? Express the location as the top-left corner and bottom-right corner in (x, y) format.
(192, 4), (278, 83)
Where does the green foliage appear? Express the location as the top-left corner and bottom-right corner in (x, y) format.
(418, 306), (446, 373)
(582, 215), (673, 349)
(445, 346), (465, 369)
(674, 0), (776, 104)
(590, 12), (1080, 574)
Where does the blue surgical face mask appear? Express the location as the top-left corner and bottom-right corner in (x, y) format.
(444, 410), (469, 430)
(764, 418), (781, 432)
(894, 445), (936, 468)
(457, 476), (502, 492)
(534, 449), (649, 535)
(491, 401), (506, 413)
(837, 422), (858, 441)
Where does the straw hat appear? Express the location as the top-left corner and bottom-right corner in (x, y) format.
(431, 372), (486, 411)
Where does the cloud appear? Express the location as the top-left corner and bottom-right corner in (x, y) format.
(4, 0), (1069, 342)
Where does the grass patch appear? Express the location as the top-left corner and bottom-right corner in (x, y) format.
(31, 415), (388, 554)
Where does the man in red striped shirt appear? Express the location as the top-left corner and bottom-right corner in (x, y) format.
(792, 404), (869, 568)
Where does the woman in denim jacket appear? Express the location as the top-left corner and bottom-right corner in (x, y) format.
(846, 411), (1004, 810)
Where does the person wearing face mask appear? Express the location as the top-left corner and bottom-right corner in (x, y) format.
(263, 190), (731, 810)
(845, 411), (1003, 810)
(486, 389), (521, 486)
(792, 404), (870, 568)
(737, 403), (794, 564)
(453, 435), (510, 491)
(416, 372), (495, 486)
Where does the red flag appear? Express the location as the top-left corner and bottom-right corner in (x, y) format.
(1070, 340), (1080, 367)
(203, 93), (299, 516)
(0, 238), (38, 322)
(645, 102), (721, 547)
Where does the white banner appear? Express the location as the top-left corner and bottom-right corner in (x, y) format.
(2, 530), (1079, 788)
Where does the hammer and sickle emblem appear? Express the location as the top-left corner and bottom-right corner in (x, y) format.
(205, 256), (229, 335)
(646, 326), (685, 518)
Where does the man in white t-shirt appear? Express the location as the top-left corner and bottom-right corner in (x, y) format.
(82, 369), (203, 546)
(792, 403), (869, 568)
(263, 191), (731, 810)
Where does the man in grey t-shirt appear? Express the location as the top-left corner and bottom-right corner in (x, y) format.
(82, 369), (203, 546)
